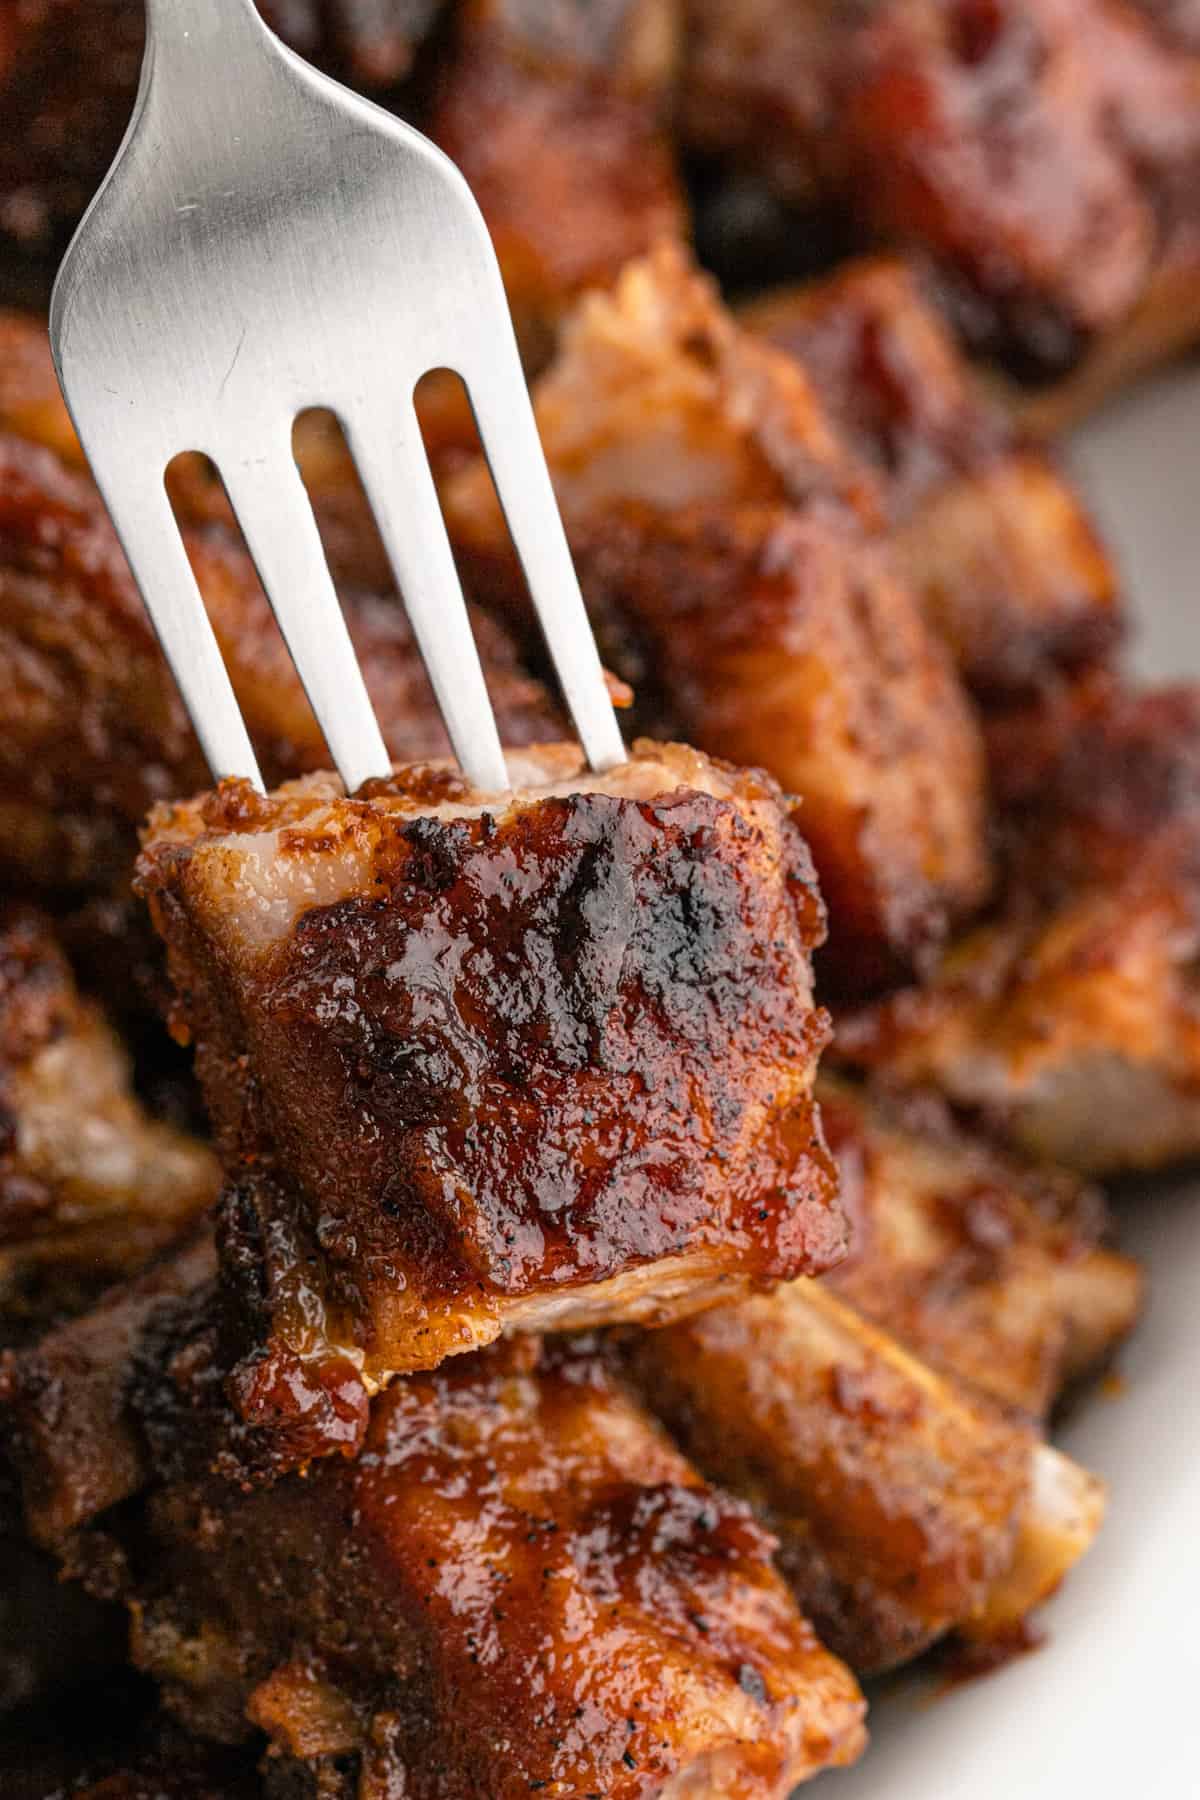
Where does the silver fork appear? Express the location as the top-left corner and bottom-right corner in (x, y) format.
(49, 0), (624, 794)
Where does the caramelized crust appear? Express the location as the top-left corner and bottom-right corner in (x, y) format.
(0, 908), (218, 1336)
(0, 429), (561, 896)
(628, 1280), (1100, 1674)
(743, 259), (1123, 697)
(428, 0), (685, 364)
(681, 0), (1200, 377)
(818, 1077), (1143, 1416)
(1, 1272), (866, 1797)
(443, 248), (990, 990)
(838, 682), (1200, 1171)
(137, 743), (843, 1423)
(133, 1331), (863, 1796)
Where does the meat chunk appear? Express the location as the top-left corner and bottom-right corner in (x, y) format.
(444, 247), (991, 991)
(0, 908), (218, 1338)
(428, 0), (685, 365)
(137, 1334), (864, 1795)
(743, 258), (1124, 698)
(2, 1265), (866, 1796)
(136, 742), (843, 1427)
(819, 1077), (1143, 1417)
(681, 0), (1200, 381)
(838, 681), (1200, 1172)
(0, 1232), (217, 1549)
(628, 1279), (1104, 1673)
(444, 244), (874, 553)
(0, 428), (561, 900)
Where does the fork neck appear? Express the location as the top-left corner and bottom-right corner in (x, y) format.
(144, 0), (273, 65)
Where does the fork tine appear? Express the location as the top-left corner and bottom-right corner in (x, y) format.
(93, 465), (264, 788)
(343, 406), (510, 793)
(217, 448), (392, 795)
(463, 354), (626, 774)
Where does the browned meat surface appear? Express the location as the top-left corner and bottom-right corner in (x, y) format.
(0, 2), (448, 290)
(681, 0), (1200, 380)
(444, 248), (991, 992)
(136, 742), (844, 1440)
(2, 1264), (866, 1797)
(443, 245), (875, 552)
(0, 428), (561, 899)
(134, 1332), (864, 1796)
(428, 0), (685, 365)
(839, 681), (1200, 1171)
(819, 1077), (1143, 1417)
(743, 259), (1124, 698)
(0, 1232), (217, 1550)
(0, 908), (218, 1337)
(628, 1279), (1103, 1673)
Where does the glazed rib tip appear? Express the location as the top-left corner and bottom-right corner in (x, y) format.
(629, 1274), (1106, 1676)
(3, 1256), (868, 1799)
(136, 740), (845, 1467)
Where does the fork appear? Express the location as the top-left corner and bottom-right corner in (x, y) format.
(49, 0), (625, 795)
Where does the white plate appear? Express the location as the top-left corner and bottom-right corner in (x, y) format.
(820, 364), (1200, 1795)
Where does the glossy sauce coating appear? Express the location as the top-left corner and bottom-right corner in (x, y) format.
(682, 0), (1200, 374)
(129, 1329), (866, 1796)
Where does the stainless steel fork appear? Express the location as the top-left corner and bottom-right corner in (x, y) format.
(50, 0), (624, 794)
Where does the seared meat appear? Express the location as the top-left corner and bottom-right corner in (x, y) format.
(628, 1279), (1103, 1673)
(743, 258), (1124, 698)
(0, 1), (447, 288)
(819, 1077), (1143, 1417)
(428, 0), (685, 365)
(444, 247), (991, 991)
(0, 908), (218, 1337)
(140, 1343), (865, 1794)
(2, 1261), (867, 1797)
(0, 1232), (217, 1550)
(136, 742), (844, 1432)
(0, 429), (561, 899)
(134, 1334), (864, 1796)
(681, 0), (1200, 380)
(839, 681), (1200, 1172)
(443, 244), (874, 552)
